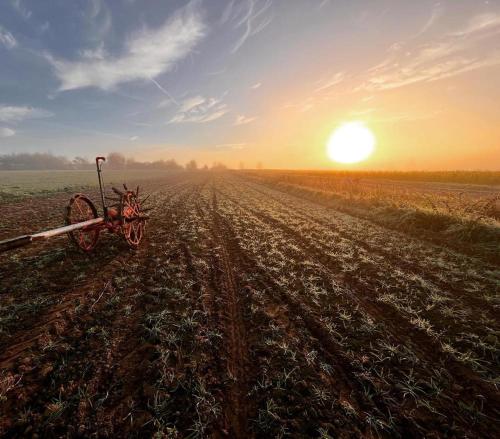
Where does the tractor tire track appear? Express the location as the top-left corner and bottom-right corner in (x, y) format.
(198, 188), (369, 437)
(207, 188), (371, 424)
(207, 188), (252, 439)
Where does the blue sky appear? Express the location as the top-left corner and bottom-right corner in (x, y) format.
(1, 0), (499, 169)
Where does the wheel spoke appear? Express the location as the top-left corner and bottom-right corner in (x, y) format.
(121, 192), (145, 247)
(75, 199), (85, 220)
(67, 195), (99, 251)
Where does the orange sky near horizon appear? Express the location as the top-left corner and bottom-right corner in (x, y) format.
(2, 1), (500, 171)
(144, 68), (500, 170)
(141, 33), (500, 171)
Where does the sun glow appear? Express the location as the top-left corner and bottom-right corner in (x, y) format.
(327, 122), (376, 164)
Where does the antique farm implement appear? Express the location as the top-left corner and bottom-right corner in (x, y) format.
(0, 157), (149, 253)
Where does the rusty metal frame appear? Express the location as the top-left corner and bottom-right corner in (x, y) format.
(0, 156), (149, 254)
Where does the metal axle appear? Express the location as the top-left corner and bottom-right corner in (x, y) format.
(0, 218), (104, 253)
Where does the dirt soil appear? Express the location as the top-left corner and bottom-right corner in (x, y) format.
(0, 173), (499, 438)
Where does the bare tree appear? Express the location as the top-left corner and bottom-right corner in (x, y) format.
(107, 152), (126, 169)
(72, 156), (90, 169)
(126, 157), (139, 168)
(163, 159), (182, 170)
(211, 161), (227, 171)
(185, 159), (198, 171)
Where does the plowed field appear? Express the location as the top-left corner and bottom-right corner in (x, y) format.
(1, 172), (499, 438)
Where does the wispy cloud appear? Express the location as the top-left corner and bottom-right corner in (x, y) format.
(220, 0), (235, 25)
(85, 0), (112, 43)
(231, 0), (273, 54)
(46, 1), (205, 91)
(0, 105), (53, 123)
(359, 12), (500, 91)
(129, 135), (139, 141)
(251, 82), (262, 89)
(283, 96), (317, 113)
(150, 78), (179, 106)
(0, 127), (15, 137)
(286, 71), (346, 113)
(0, 26), (17, 49)
(179, 95), (207, 112)
(79, 43), (107, 60)
(449, 13), (500, 37)
(158, 99), (174, 109)
(12, 0), (32, 20)
(235, 114), (257, 125)
(40, 21), (50, 33)
(207, 67), (227, 76)
(414, 2), (444, 37)
(315, 72), (345, 93)
(318, 0), (330, 10)
(371, 110), (443, 124)
(169, 96), (228, 124)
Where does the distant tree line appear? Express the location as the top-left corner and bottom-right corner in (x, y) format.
(0, 152), (228, 171)
(0, 152), (73, 170)
(107, 152), (184, 170)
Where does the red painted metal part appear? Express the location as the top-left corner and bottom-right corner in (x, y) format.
(0, 156), (149, 254)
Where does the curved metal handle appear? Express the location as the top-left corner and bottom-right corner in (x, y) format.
(96, 156), (106, 171)
(95, 157), (107, 217)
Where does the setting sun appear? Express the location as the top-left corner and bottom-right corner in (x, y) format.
(327, 122), (376, 164)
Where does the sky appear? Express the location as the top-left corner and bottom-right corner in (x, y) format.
(0, 0), (499, 170)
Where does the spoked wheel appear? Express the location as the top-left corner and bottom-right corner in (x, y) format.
(65, 194), (100, 252)
(121, 190), (146, 248)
